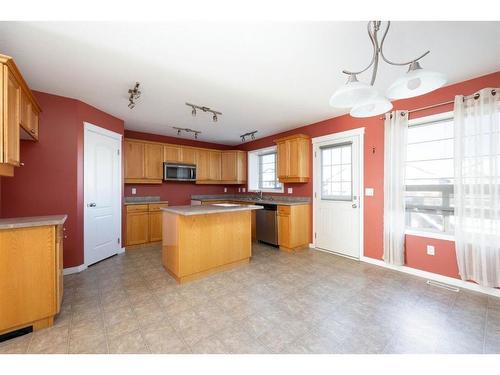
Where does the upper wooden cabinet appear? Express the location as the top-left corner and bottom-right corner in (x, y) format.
(221, 150), (246, 183)
(275, 134), (310, 183)
(124, 140), (163, 184)
(124, 138), (245, 185)
(0, 54), (41, 177)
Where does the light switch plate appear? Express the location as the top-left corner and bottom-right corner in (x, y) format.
(427, 245), (435, 256)
(287, 187), (293, 194)
(131, 188), (137, 195)
(365, 188), (374, 196)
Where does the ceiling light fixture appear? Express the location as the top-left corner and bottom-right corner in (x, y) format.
(127, 82), (141, 109)
(186, 102), (222, 122)
(240, 131), (258, 142)
(330, 21), (446, 118)
(173, 127), (201, 140)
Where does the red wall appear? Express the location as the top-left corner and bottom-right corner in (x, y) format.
(236, 71), (500, 280)
(0, 91), (124, 268)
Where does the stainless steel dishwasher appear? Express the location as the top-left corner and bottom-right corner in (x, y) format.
(256, 204), (279, 246)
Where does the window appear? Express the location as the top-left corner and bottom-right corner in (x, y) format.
(248, 146), (284, 193)
(321, 143), (352, 200)
(405, 113), (454, 234)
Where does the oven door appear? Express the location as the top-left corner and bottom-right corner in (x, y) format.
(164, 164), (196, 181)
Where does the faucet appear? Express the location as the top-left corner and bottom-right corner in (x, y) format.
(255, 190), (264, 200)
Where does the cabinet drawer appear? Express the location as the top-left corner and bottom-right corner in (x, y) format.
(148, 203), (168, 212)
(277, 205), (291, 215)
(126, 204), (149, 213)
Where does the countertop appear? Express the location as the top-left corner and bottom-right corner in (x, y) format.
(191, 195), (310, 206)
(124, 200), (169, 206)
(0, 214), (68, 230)
(162, 204), (263, 216)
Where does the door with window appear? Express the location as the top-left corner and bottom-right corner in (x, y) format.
(313, 132), (362, 258)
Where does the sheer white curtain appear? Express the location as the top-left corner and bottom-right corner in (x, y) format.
(454, 88), (500, 288)
(383, 110), (408, 265)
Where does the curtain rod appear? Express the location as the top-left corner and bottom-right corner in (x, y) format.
(379, 88), (497, 120)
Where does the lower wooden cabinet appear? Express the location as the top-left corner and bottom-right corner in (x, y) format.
(0, 222), (64, 335)
(125, 203), (168, 247)
(277, 204), (310, 251)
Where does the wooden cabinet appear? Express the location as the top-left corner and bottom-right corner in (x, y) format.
(277, 204), (310, 251)
(145, 143), (163, 180)
(0, 222), (65, 335)
(164, 145), (181, 163)
(124, 138), (247, 185)
(275, 134), (310, 183)
(0, 54), (41, 177)
(221, 150), (246, 183)
(125, 203), (168, 247)
(181, 147), (196, 164)
(124, 140), (163, 184)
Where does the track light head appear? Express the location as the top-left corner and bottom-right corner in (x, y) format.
(177, 129), (181, 136)
(191, 107), (196, 117)
(128, 101), (135, 109)
(212, 114), (218, 122)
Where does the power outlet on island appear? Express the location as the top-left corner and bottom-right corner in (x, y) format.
(426, 245), (435, 256)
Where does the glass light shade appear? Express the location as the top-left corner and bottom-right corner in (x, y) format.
(386, 62), (446, 100)
(329, 75), (378, 108)
(350, 95), (393, 118)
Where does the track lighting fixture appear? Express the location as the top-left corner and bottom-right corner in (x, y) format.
(240, 131), (258, 142)
(127, 82), (141, 109)
(173, 127), (201, 140)
(186, 102), (222, 122)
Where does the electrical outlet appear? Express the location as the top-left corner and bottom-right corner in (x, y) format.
(224, 187), (227, 193)
(426, 245), (435, 256)
(238, 187), (241, 193)
(131, 188), (137, 195)
(242, 187), (246, 192)
(365, 188), (374, 196)
(287, 187), (293, 194)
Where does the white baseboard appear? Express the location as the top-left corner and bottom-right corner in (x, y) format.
(63, 264), (87, 275)
(308, 243), (315, 248)
(118, 247), (125, 254)
(360, 255), (500, 298)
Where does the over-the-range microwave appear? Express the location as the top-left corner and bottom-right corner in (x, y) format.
(163, 162), (197, 182)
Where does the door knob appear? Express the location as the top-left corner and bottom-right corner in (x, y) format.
(87, 202), (96, 207)
(352, 203), (358, 208)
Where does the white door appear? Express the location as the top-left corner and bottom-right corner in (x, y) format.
(313, 130), (363, 258)
(84, 123), (122, 266)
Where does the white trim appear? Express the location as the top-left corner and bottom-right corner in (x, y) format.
(308, 243), (315, 249)
(118, 247), (126, 254)
(83, 122), (123, 140)
(311, 127), (365, 144)
(312, 127), (365, 260)
(83, 122), (123, 266)
(359, 255), (500, 298)
(63, 264), (87, 275)
(405, 229), (455, 242)
(315, 246), (360, 261)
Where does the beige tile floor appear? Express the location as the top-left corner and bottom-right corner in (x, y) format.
(1, 242), (499, 354)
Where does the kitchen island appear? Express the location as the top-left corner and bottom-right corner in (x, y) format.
(161, 204), (262, 283)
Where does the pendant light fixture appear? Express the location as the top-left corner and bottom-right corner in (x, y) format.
(330, 21), (446, 118)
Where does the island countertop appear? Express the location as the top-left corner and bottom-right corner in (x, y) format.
(0, 215), (68, 230)
(161, 204), (263, 216)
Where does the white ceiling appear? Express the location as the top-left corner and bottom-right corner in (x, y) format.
(0, 21), (499, 145)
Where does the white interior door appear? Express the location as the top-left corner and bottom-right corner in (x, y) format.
(313, 130), (363, 258)
(84, 123), (122, 266)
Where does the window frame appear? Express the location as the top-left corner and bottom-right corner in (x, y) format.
(405, 111), (455, 237)
(247, 146), (284, 193)
(320, 142), (353, 201)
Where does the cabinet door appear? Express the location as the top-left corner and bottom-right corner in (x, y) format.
(208, 151), (221, 181)
(124, 141), (145, 179)
(196, 149), (209, 180)
(145, 143), (163, 179)
(56, 225), (64, 313)
(221, 152), (237, 181)
(164, 145), (181, 162)
(181, 147), (197, 164)
(149, 211), (163, 242)
(126, 212), (149, 246)
(287, 139), (300, 178)
(277, 213), (291, 249)
(276, 141), (288, 179)
(4, 67), (20, 165)
(20, 89), (30, 131)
